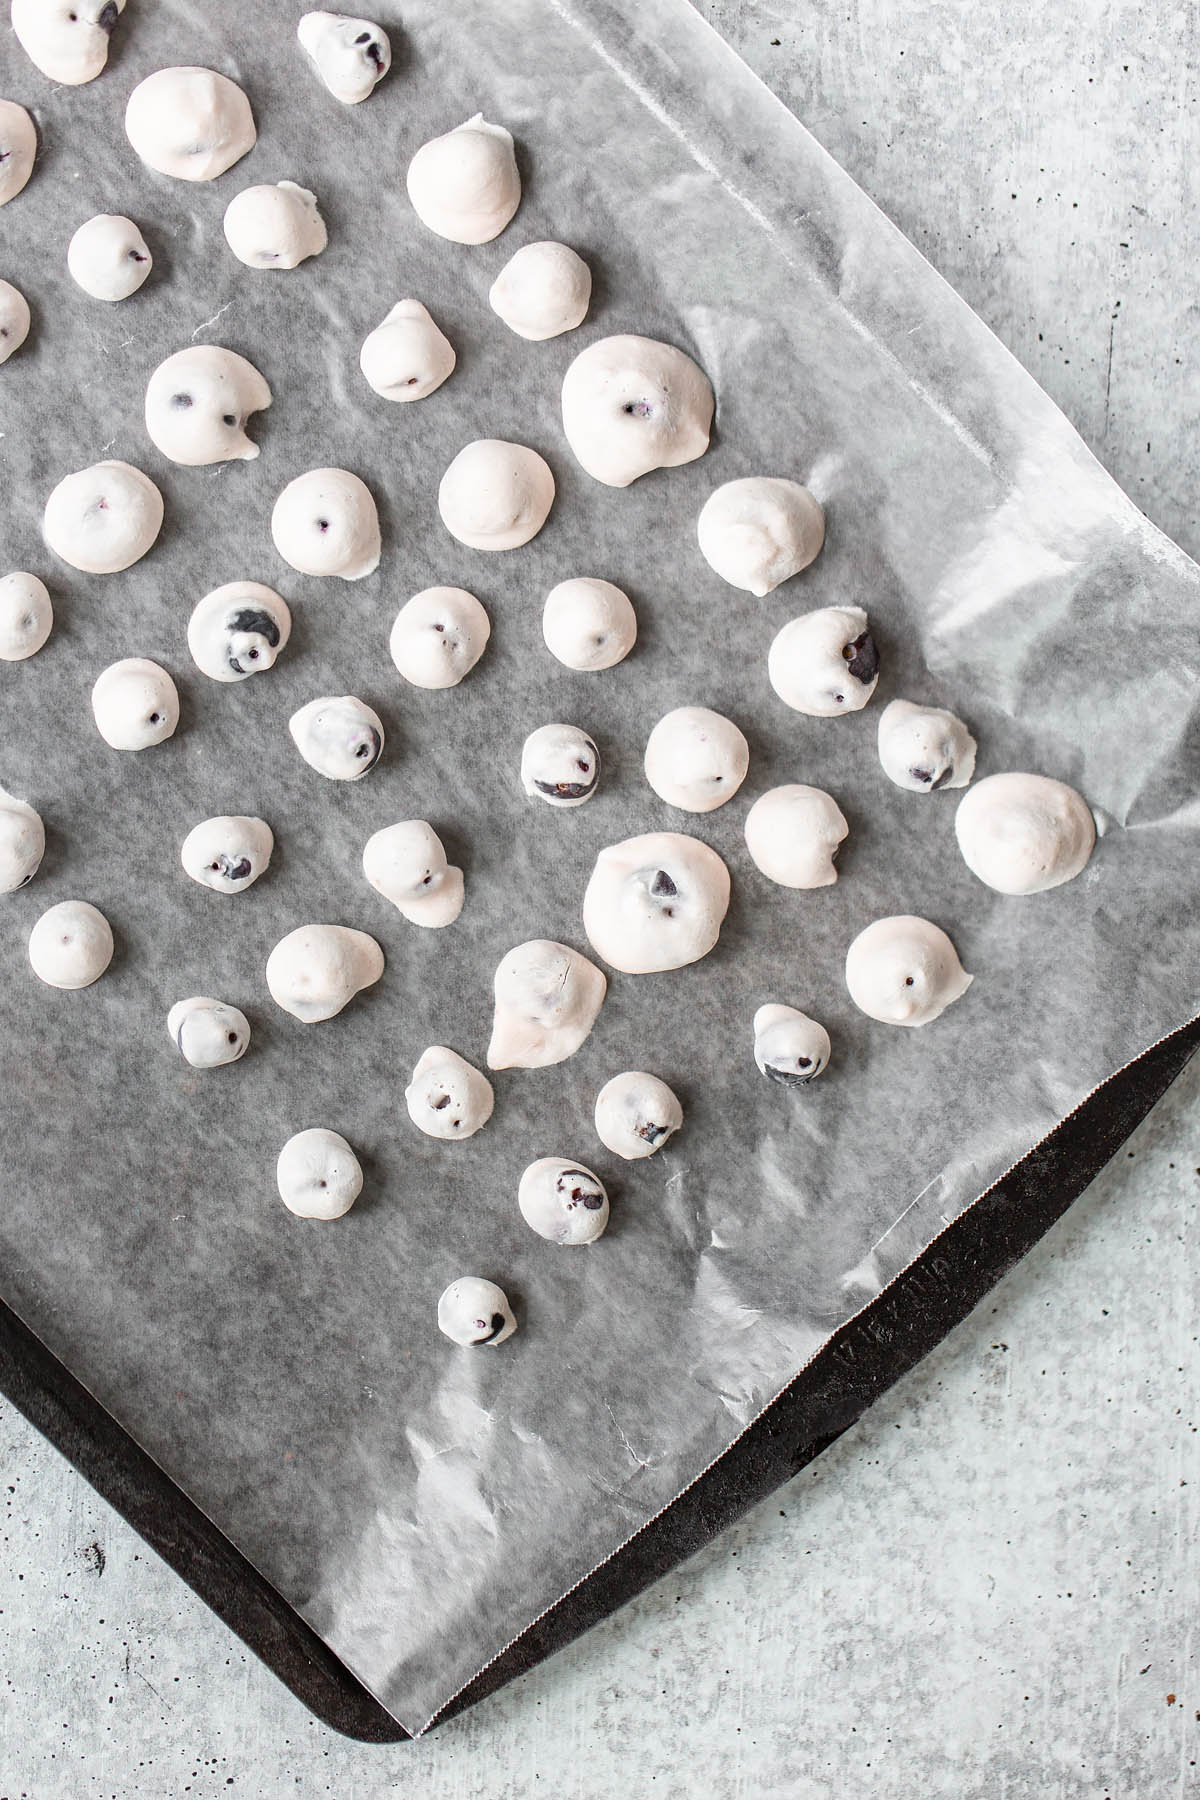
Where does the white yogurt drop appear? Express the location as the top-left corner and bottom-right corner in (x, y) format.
(266, 923), (383, 1023)
(271, 468), (380, 579)
(290, 695), (383, 780)
(124, 67), (256, 182)
(594, 1071), (682, 1160)
(845, 915), (973, 1027)
(753, 1003), (831, 1086)
(697, 477), (825, 596)
(487, 938), (606, 1070)
(28, 899), (113, 989)
(488, 240), (591, 340)
(0, 785), (45, 892)
(518, 1157), (609, 1245)
(0, 279), (32, 363)
(362, 820), (463, 926)
(644, 706), (749, 813)
(768, 604), (880, 717)
(186, 581), (291, 682)
(359, 299), (455, 402)
(12, 0), (125, 85)
(0, 102), (36, 208)
(180, 815), (273, 894)
(297, 12), (391, 104)
(167, 996), (250, 1068)
(91, 658), (179, 750)
(145, 345), (271, 466)
(223, 181), (327, 269)
(43, 461), (163, 574)
(276, 1128), (363, 1218)
(541, 577), (636, 672)
(582, 831), (731, 974)
(388, 586), (489, 689)
(0, 572), (52, 660)
(438, 439), (554, 551)
(743, 784), (848, 889)
(561, 334), (714, 487)
(877, 699), (977, 793)
(406, 114), (520, 244)
(521, 723), (600, 807)
(67, 214), (151, 301)
(405, 1046), (494, 1140)
(954, 771), (1095, 895)
(437, 1277), (516, 1347)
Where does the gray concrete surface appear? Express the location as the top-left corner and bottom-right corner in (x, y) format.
(2, 2), (1197, 1794)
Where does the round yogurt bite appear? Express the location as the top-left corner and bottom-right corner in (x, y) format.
(0, 785), (45, 892)
(743, 785), (848, 889)
(360, 299), (455, 402)
(289, 695), (383, 780)
(91, 658), (179, 750)
(271, 468), (381, 579)
(187, 580), (291, 682)
(405, 1046), (494, 1140)
(181, 815), (273, 894)
(583, 831), (731, 974)
(406, 114), (520, 244)
(67, 215), (151, 302)
(594, 1071), (682, 1160)
(28, 899), (113, 989)
(487, 939), (606, 1070)
(438, 439), (554, 552)
(753, 1003), (830, 1086)
(389, 586), (489, 689)
(542, 577), (636, 672)
(521, 723), (599, 808)
(167, 995), (250, 1069)
(297, 11), (391, 103)
(769, 605), (880, 716)
(145, 345), (271, 467)
(362, 820), (463, 926)
(644, 707), (748, 813)
(0, 280), (32, 364)
(223, 182), (327, 269)
(518, 1157), (609, 1245)
(276, 1127), (363, 1219)
(954, 771), (1095, 895)
(12, 0), (125, 85)
(0, 102), (37, 209)
(561, 334), (714, 487)
(697, 478), (825, 596)
(845, 915), (972, 1028)
(488, 241), (591, 340)
(438, 1277), (517, 1347)
(266, 923), (383, 1023)
(0, 572), (52, 660)
(124, 68), (256, 182)
(43, 461), (163, 574)
(877, 699), (976, 793)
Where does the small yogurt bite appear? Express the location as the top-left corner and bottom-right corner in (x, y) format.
(389, 587), (489, 689)
(297, 12), (391, 104)
(845, 915), (972, 1028)
(0, 102), (37, 209)
(697, 478), (825, 596)
(405, 1047), (494, 1141)
(542, 577), (636, 671)
(955, 771), (1095, 895)
(438, 440), (554, 551)
(145, 346), (271, 467)
(91, 658), (179, 750)
(0, 785), (45, 892)
(753, 1003), (831, 1086)
(644, 707), (749, 813)
(583, 832), (731, 973)
(561, 334), (714, 487)
(266, 924), (383, 1023)
(743, 785), (848, 889)
(489, 241), (591, 340)
(271, 468), (381, 579)
(187, 581), (291, 682)
(276, 1128), (363, 1219)
(520, 723), (600, 808)
(223, 182), (327, 270)
(438, 1277), (517, 1347)
(518, 1157), (609, 1245)
(877, 699), (976, 793)
(594, 1071), (682, 1160)
(289, 696), (383, 780)
(406, 115), (521, 244)
(180, 816), (273, 895)
(43, 461), (163, 574)
(768, 605), (879, 716)
(362, 820), (463, 927)
(0, 280), (31, 364)
(67, 215), (151, 302)
(124, 67), (256, 182)
(487, 939), (606, 1070)
(28, 899), (113, 989)
(0, 572), (52, 660)
(12, 0), (125, 86)
(167, 996), (250, 1069)
(360, 300), (455, 402)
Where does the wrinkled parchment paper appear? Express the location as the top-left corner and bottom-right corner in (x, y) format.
(1, 0), (1197, 1735)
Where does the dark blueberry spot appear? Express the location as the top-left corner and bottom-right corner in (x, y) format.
(226, 857), (252, 882)
(406, 376), (419, 385)
(355, 728), (382, 770)
(910, 767), (935, 785)
(431, 1093), (451, 1110)
(432, 622), (445, 632)
(763, 1060), (820, 1087)
(221, 413), (237, 426)
(225, 607), (281, 673)
(535, 777), (594, 800)
(98, 1), (120, 29)
(650, 869), (677, 898)
(904, 975), (915, 986)
(477, 1312), (506, 1343)
(16, 870), (33, 888)
(171, 392), (193, 408)
(929, 764), (954, 791)
(227, 1031), (238, 1044)
(638, 1119), (670, 1144)
(366, 39), (384, 66)
(128, 249), (148, 262)
(0, 329), (7, 340)
(148, 712), (160, 724)
(622, 399), (654, 418)
(582, 1192), (604, 1210)
(843, 629), (879, 684)
(316, 518), (330, 532)
(354, 29), (371, 42)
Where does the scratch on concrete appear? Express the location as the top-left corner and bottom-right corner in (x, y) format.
(191, 300), (234, 341)
(1103, 313), (1116, 436)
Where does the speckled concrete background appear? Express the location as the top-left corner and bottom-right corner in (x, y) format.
(2, 2), (1197, 1795)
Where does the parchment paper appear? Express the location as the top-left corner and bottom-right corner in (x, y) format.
(1, 0), (1197, 1735)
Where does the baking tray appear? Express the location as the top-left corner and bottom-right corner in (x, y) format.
(4, 1014), (1196, 1739)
